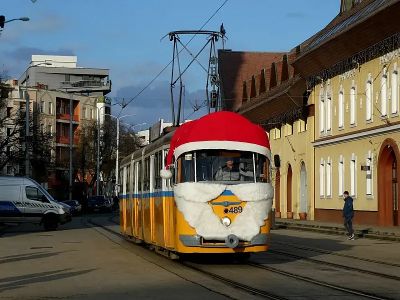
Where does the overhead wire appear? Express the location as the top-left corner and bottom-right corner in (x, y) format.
(118, 0), (229, 117)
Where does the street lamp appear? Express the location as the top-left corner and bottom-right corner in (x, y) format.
(104, 113), (136, 196)
(5, 17), (30, 23)
(0, 16), (30, 29)
(23, 61), (52, 177)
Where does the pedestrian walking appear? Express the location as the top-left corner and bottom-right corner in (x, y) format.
(343, 191), (355, 240)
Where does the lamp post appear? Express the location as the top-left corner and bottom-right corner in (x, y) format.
(1, 16), (29, 29)
(104, 113), (137, 196)
(23, 61), (51, 177)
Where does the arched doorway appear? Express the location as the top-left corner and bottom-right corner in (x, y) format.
(299, 162), (307, 219)
(287, 164), (293, 218)
(275, 169), (281, 218)
(378, 139), (399, 226)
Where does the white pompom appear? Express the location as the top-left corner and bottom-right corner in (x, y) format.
(160, 169), (172, 179)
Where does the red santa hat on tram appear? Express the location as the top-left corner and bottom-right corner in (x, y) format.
(160, 111), (270, 179)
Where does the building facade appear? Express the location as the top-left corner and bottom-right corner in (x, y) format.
(2, 55), (112, 199)
(293, 0), (400, 226)
(219, 0), (400, 226)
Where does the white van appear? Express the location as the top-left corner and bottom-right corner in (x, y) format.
(0, 176), (71, 230)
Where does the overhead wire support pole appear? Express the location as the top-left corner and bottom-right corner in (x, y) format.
(176, 35), (183, 126)
(170, 35), (176, 126)
(171, 38), (212, 87)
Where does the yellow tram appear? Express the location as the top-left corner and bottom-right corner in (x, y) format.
(119, 111), (273, 255)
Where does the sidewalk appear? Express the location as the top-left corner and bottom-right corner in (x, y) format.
(274, 218), (400, 242)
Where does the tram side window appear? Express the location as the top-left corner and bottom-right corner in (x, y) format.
(154, 151), (162, 189)
(126, 165), (131, 194)
(119, 169), (123, 194)
(255, 154), (271, 183)
(178, 153), (195, 183)
(138, 161), (142, 192)
(143, 157), (150, 191)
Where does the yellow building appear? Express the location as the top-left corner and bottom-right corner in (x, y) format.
(219, 50), (315, 220)
(293, 0), (400, 226)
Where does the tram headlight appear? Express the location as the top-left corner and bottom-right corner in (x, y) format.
(221, 217), (231, 227)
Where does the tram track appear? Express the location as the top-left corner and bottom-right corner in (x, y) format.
(268, 248), (400, 281)
(88, 216), (287, 300)
(91, 216), (395, 300)
(274, 240), (400, 268)
(247, 262), (392, 300)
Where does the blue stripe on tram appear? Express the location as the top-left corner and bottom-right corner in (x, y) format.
(120, 191), (174, 199)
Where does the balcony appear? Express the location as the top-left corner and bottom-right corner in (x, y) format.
(60, 79), (111, 93)
(56, 113), (79, 122)
(56, 135), (80, 145)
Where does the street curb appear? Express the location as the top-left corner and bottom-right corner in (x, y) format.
(275, 222), (400, 242)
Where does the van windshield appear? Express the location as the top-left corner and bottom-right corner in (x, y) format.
(31, 178), (56, 202)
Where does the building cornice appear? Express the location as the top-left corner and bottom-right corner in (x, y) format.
(313, 122), (400, 147)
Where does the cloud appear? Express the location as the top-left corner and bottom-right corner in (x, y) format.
(3, 46), (75, 62)
(0, 46), (75, 78)
(114, 80), (209, 125)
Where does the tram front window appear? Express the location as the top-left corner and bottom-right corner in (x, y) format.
(177, 150), (271, 183)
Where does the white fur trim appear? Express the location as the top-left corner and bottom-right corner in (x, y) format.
(173, 182), (273, 241)
(174, 182), (226, 202)
(174, 141), (271, 160)
(160, 169), (173, 179)
(230, 182), (274, 202)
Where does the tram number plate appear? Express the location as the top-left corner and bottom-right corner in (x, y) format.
(228, 206), (243, 214)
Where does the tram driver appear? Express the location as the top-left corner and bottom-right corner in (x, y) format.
(214, 158), (254, 181)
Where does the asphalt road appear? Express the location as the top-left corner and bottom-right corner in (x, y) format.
(1, 214), (400, 300)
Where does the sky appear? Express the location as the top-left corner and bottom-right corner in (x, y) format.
(0, 0), (340, 128)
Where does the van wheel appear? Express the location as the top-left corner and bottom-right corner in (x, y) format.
(43, 215), (58, 231)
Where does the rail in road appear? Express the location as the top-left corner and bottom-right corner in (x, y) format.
(88, 216), (399, 300)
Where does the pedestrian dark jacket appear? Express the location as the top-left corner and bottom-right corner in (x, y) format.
(343, 196), (354, 219)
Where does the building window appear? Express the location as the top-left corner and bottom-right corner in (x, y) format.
(366, 151), (373, 196)
(320, 158), (325, 198)
(338, 89), (344, 128)
(391, 67), (398, 115)
(298, 119), (306, 133)
(350, 153), (357, 197)
(48, 124), (53, 135)
(65, 74), (70, 82)
(338, 155), (344, 196)
(82, 106), (86, 119)
(326, 93), (332, 133)
(319, 90), (325, 134)
(49, 102), (53, 115)
(40, 123), (44, 132)
(90, 109), (94, 120)
(350, 85), (356, 125)
(284, 123), (293, 136)
(326, 158), (332, 197)
(366, 75), (373, 121)
(381, 67), (388, 117)
(40, 101), (45, 113)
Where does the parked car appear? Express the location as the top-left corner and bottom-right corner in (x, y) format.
(61, 200), (82, 215)
(87, 196), (113, 212)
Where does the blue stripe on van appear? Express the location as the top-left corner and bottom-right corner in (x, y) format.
(0, 201), (22, 216)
